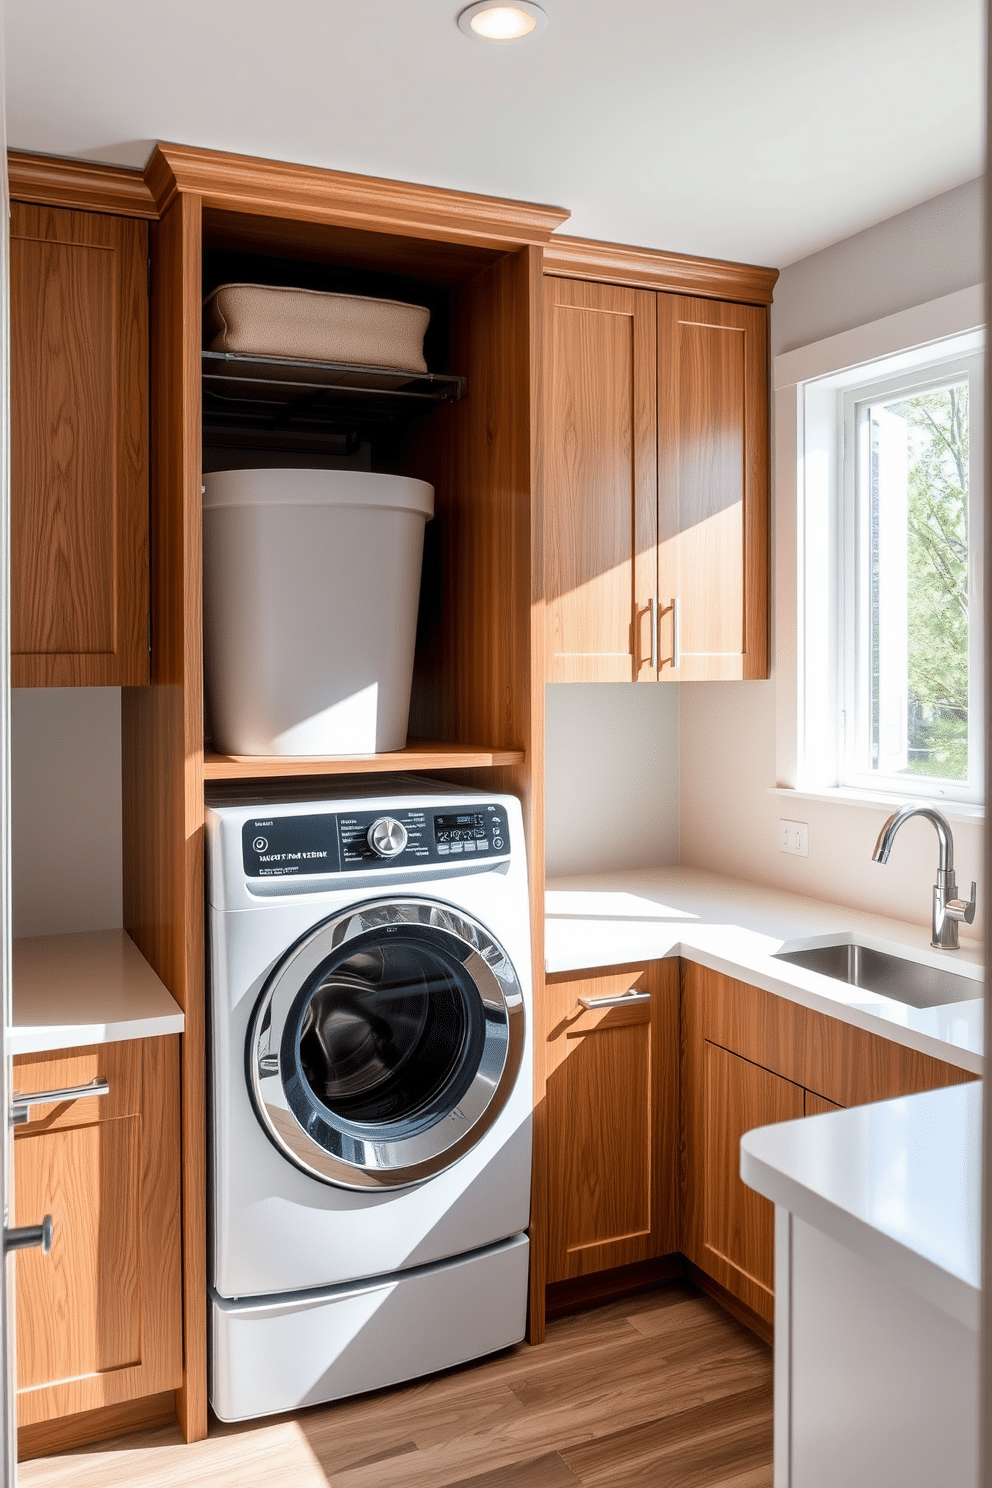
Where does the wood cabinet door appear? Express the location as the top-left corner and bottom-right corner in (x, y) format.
(12, 1039), (182, 1435)
(804, 1089), (843, 1116)
(682, 960), (974, 1326)
(10, 203), (149, 687)
(545, 961), (679, 1282)
(699, 1042), (803, 1317)
(542, 277), (657, 682)
(656, 294), (769, 681)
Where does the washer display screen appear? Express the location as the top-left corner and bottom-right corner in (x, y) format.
(434, 813), (487, 843)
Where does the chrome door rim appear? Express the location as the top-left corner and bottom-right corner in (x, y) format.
(247, 897), (525, 1189)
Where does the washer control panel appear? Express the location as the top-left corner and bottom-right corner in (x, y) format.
(367, 816), (409, 858)
(241, 804), (510, 879)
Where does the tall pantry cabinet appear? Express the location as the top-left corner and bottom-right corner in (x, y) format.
(123, 144), (571, 1442)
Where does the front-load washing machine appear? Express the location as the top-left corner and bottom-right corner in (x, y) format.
(206, 781), (532, 1421)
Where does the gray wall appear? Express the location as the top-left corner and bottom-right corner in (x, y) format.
(679, 178), (984, 932)
(773, 177), (982, 354)
(11, 688), (122, 937)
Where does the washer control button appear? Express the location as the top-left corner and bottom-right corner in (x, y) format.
(367, 817), (409, 858)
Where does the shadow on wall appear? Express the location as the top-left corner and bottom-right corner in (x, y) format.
(544, 683), (680, 879)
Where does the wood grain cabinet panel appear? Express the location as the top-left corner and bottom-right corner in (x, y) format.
(804, 1089), (843, 1117)
(542, 277), (657, 683)
(10, 202), (149, 687)
(681, 962), (976, 1326)
(541, 278), (770, 685)
(11, 1038), (182, 1436)
(545, 962), (679, 1282)
(657, 295), (769, 681)
(701, 1043), (803, 1312)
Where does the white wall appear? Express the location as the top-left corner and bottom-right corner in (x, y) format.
(679, 178), (984, 937)
(11, 688), (123, 937)
(544, 683), (680, 878)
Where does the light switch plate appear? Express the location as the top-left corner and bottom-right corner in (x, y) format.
(780, 819), (809, 857)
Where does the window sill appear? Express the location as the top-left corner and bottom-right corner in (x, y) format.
(767, 785), (985, 825)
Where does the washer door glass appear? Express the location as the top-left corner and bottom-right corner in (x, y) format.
(248, 899), (525, 1189)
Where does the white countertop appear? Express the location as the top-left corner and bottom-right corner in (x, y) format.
(11, 930), (185, 1054)
(740, 1082), (982, 1331)
(545, 867), (984, 1073)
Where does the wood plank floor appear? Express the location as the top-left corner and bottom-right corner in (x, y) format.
(20, 1280), (773, 1488)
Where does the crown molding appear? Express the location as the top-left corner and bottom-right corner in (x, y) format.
(543, 233), (778, 304)
(8, 150), (157, 218)
(145, 143), (570, 248)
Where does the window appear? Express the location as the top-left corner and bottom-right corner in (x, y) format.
(841, 354), (982, 798)
(796, 329), (984, 806)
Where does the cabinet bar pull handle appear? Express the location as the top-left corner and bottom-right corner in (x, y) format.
(4, 1215), (54, 1255)
(12, 1077), (110, 1113)
(649, 596), (658, 672)
(672, 596), (681, 669)
(578, 991), (651, 1009)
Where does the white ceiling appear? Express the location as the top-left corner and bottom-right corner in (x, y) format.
(4, 0), (983, 268)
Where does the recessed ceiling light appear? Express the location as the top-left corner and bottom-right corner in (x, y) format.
(457, 2), (549, 42)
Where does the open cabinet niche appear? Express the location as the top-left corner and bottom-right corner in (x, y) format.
(122, 163), (551, 1441)
(196, 205), (538, 773)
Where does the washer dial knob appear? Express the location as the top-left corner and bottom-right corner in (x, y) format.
(367, 817), (408, 858)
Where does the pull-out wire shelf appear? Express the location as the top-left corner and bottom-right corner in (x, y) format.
(202, 350), (466, 451)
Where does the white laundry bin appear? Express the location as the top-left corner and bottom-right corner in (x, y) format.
(202, 469), (434, 755)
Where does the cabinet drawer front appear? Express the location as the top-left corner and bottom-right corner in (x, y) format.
(15, 1118), (141, 1389)
(690, 962), (974, 1106)
(14, 1035), (182, 1429)
(13, 1042), (141, 1129)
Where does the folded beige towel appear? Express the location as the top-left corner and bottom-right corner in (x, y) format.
(204, 283), (430, 373)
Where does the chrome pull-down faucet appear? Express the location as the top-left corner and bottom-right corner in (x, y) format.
(872, 803), (977, 950)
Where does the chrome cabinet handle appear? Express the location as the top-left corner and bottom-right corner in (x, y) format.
(578, 991), (651, 1009)
(649, 596), (658, 672)
(5, 1215), (54, 1255)
(672, 596), (681, 669)
(12, 1077), (110, 1116)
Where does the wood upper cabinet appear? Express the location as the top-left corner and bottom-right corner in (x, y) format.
(541, 276), (769, 683)
(545, 961), (679, 1282)
(543, 277), (657, 682)
(657, 295), (769, 680)
(10, 202), (149, 687)
(12, 1038), (182, 1442)
(681, 962), (976, 1326)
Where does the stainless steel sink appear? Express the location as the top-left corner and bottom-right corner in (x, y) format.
(773, 941), (983, 1010)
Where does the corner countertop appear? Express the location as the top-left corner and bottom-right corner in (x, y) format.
(11, 930), (185, 1055)
(545, 867), (983, 1073)
(740, 1082), (981, 1331)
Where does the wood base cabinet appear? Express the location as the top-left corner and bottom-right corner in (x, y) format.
(545, 961), (679, 1283)
(11, 1038), (182, 1447)
(681, 963), (976, 1325)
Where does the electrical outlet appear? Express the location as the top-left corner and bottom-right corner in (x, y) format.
(779, 819), (809, 857)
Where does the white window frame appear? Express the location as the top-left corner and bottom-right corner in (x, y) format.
(772, 286), (985, 819)
(838, 352), (983, 802)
